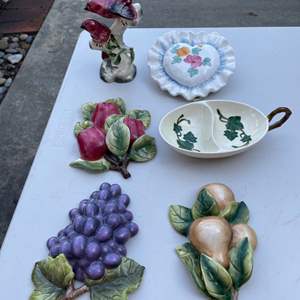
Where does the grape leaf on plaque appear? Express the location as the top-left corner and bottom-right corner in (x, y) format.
(30, 254), (74, 300)
(89, 257), (145, 300)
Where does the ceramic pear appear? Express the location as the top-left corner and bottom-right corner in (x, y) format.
(169, 183), (258, 300)
(189, 216), (232, 268)
(231, 224), (257, 250)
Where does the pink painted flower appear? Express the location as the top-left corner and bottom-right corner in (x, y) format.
(184, 55), (202, 68)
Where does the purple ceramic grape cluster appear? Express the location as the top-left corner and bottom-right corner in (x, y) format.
(46, 183), (139, 281)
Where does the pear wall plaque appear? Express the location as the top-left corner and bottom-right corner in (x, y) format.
(169, 183), (257, 300)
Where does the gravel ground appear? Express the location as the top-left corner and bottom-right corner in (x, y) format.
(0, 33), (35, 103)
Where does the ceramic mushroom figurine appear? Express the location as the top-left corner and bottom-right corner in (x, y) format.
(82, 0), (142, 83)
(169, 183), (257, 300)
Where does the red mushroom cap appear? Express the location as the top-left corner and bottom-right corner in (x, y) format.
(85, 0), (137, 20)
(81, 19), (111, 43)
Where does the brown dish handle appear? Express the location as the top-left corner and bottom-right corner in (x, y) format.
(267, 107), (292, 131)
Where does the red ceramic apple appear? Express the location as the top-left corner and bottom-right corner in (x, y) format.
(92, 103), (121, 130)
(77, 127), (107, 161)
(123, 117), (145, 143)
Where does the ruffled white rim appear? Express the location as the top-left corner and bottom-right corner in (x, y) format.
(147, 31), (236, 101)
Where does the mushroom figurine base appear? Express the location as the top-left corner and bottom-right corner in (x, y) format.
(82, 0), (142, 83)
(69, 98), (157, 179)
(169, 183), (257, 300)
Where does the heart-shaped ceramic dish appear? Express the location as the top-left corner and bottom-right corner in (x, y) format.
(148, 31), (236, 101)
(159, 100), (292, 158)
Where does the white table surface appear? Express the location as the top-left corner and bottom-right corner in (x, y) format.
(0, 28), (299, 299)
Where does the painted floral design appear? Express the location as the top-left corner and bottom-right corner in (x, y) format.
(171, 45), (212, 78)
(184, 55), (202, 68)
(176, 47), (190, 57)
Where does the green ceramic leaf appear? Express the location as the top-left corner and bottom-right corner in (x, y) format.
(81, 102), (97, 120)
(192, 188), (220, 219)
(229, 238), (253, 289)
(30, 254), (74, 300)
(200, 254), (233, 300)
(129, 135), (157, 162)
(73, 121), (93, 136)
(169, 205), (193, 236)
(105, 97), (126, 114)
(223, 201), (249, 225)
(104, 114), (124, 133)
(89, 257), (145, 300)
(127, 109), (151, 128)
(70, 158), (110, 172)
(176, 243), (209, 296)
(106, 121), (130, 157)
(220, 202), (239, 219)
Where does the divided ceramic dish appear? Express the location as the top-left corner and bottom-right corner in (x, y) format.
(148, 31), (236, 101)
(159, 100), (291, 158)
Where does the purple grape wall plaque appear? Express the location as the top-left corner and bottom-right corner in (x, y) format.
(30, 183), (145, 300)
(70, 98), (157, 179)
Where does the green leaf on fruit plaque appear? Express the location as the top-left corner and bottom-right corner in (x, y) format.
(89, 257), (145, 300)
(223, 201), (249, 225)
(105, 97), (126, 114)
(192, 188), (220, 219)
(70, 158), (111, 172)
(127, 109), (151, 128)
(169, 205), (193, 236)
(220, 202), (239, 219)
(73, 121), (93, 136)
(81, 102), (97, 121)
(229, 238), (253, 289)
(176, 243), (209, 296)
(30, 254), (74, 300)
(104, 114), (124, 133)
(129, 135), (157, 162)
(106, 121), (130, 157)
(200, 254), (233, 300)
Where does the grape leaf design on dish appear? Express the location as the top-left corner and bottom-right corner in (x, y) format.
(173, 114), (200, 152)
(217, 109), (252, 148)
